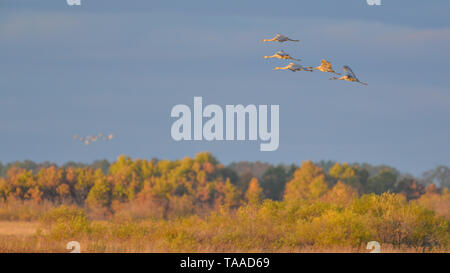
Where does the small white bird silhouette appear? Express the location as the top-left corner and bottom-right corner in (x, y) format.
(273, 62), (313, 72)
(264, 50), (301, 61)
(262, 34), (299, 43)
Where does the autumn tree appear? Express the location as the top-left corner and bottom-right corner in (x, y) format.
(6, 167), (36, 200)
(245, 178), (264, 206)
(215, 179), (241, 209)
(284, 161), (329, 203)
(36, 166), (63, 202)
(395, 178), (425, 200)
(73, 168), (96, 205)
(417, 187), (450, 218)
(322, 181), (359, 205)
(329, 163), (358, 187)
(86, 169), (112, 208)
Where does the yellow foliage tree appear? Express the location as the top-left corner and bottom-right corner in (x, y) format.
(322, 181), (359, 205)
(329, 163), (362, 191)
(245, 178), (264, 206)
(284, 161), (328, 203)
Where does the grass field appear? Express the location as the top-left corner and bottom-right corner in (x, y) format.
(0, 221), (38, 236)
(0, 215), (447, 253)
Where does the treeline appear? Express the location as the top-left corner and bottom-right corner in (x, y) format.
(1, 153), (449, 251)
(0, 153), (448, 219)
(0, 160), (110, 178)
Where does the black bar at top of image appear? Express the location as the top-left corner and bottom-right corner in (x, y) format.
(0, 253), (446, 272)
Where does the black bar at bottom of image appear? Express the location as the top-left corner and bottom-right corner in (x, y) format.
(0, 253), (446, 272)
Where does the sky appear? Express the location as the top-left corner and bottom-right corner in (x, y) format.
(1, 0), (450, 175)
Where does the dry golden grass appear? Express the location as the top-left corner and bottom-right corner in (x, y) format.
(0, 235), (444, 253)
(0, 221), (38, 236)
(0, 219), (447, 253)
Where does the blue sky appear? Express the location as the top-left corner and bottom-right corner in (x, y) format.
(1, 0), (450, 175)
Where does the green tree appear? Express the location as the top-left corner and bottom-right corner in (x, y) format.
(423, 166), (450, 189)
(235, 171), (254, 193)
(395, 178), (425, 200)
(366, 169), (397, 194)
(260, 164), (296, 200)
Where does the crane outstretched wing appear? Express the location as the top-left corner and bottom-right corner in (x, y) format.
(343, 65), (357, 79)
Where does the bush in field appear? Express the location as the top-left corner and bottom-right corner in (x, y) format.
(296, 209), (372, 248)
(229, 193), (449, 250)
(0, 198), (55, 221)
(40, 206), (91, 240)
(350, 193), (450, 248)
(111, 221), (147, 240)
(112, 199), (166, 221)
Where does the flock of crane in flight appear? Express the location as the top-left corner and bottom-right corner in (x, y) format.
(73, 133), (114, 146)
(262, 34), (368, 86)
(71, 33), (364, 146)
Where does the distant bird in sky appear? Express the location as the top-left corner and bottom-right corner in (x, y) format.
(262, 34), (299, 43)
(264, 50), (301, 61)
(273, 62), (313, 72)
(308, 60), (341, 75)
(74, 133), (115, 145)
(330, 66), (368, 86)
